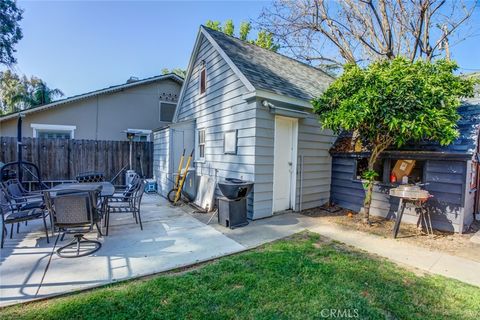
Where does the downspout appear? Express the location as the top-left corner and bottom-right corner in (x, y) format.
(299, 154), (304, 212)
(95, 96), (99, 140)
(169, 127), (174, 189)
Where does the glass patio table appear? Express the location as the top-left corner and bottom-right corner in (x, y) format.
(47, 182), (115, 234)
(48, 182), (115, 197)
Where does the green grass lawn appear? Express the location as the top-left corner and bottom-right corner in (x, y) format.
(1, 232), (479, 320)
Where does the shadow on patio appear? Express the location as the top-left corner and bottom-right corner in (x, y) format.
(0, 194), (245, 307)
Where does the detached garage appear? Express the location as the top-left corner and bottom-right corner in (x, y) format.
(153, 26), (336, 219)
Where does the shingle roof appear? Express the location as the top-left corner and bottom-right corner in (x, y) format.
(427, 98), (480, 154)
(330, 98), (480, 155)
(204, 27), (333, 101)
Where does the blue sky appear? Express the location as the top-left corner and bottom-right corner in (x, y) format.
(5, 0), (480, 97)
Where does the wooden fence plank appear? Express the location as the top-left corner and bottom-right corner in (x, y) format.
(0, 137), (153, 184)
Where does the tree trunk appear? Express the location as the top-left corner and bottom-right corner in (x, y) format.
(362, 143), (385, 224)
(363, 177), (374, 224)
(362, 136), (395, 224)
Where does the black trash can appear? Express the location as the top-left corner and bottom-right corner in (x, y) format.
(217, 196), (248, 229)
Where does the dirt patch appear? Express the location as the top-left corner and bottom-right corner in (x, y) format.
(302, 206), (480, 262)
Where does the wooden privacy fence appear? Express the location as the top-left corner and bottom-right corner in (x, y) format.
(0, 137), (153, 184)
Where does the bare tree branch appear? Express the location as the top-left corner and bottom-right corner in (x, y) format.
(257, 0), (478, 67)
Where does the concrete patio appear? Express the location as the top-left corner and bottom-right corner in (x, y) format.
(2, 195), (479, 307)
(0, 195), (245, 307)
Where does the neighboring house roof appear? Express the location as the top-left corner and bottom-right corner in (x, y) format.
(0, 73), (184, 122)
(203, 27), (333, 101)
(330, 98), (480, 156)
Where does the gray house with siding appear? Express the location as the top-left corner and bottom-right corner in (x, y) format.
(0, 74), (183, 141)
(330, 98), (480, 233)
(154, 26), (335, 219)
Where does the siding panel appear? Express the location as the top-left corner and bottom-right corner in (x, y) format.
(174, 35), (256, 216)
(254, 105), (335, 217)
(330, 156), (468, 232)
(153, 128), (172, 197)
(171, 34), (334, 220)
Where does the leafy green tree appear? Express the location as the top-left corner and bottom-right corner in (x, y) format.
(239, 22), (251, 41)
(255, 30), (279, 52)
(0, 70), (25, 113)
(161, 68), (186, 78)
(204, 20), (278, 52)
(0, 0), (23, 66)
(312, 57), (475, 223)
(0, 71), (63, 114)
(223, 19), (234, 36)
(205, 20), (222, 32)
(18, 79), (64, 107)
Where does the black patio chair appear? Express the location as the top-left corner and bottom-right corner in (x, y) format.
(44, 189), (103, 258)
(2, 179), (44, 211)
(111, 174), (141, 198)
(106, 179), (146, 235)
(1, 189), (49, 249)
(1, 179), (48, 236)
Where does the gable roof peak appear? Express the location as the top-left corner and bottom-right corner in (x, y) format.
(201, 25), (333, 102)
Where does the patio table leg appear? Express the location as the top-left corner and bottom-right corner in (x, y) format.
(426, 208), (434, 234)
(421, 206), (429, 234)
(100, 196), (109, 236)
(106, 209), (110, 236)
(393, 198), (405, 238)
(50, 212), (55, 237)
(42, 212), (50, 243)
(137, 208), (143, 230)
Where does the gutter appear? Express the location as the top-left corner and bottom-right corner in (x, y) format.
(261, 100), (311, 118)
(330, 151), (473, 161)
(242, 89), (313, 109)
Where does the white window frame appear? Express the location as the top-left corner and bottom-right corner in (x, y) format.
(31, 123), (76, 139)
(224, 130), (237, 154)
(195, 128), (206, 162)
(158, 102), (177, 122)
(199, 61), (207, 96)
(126, 128), (152, 142)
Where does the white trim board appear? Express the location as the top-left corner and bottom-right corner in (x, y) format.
(172, 28), (204, 123)
(172, 26), (256, 123)
(244, 90), (313, 109)
(195, 127), (206, 163)
(200, 26), (255, 92)
(31, 123), (77, 138)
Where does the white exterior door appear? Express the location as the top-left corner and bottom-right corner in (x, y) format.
(273, 116), (298, 212)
